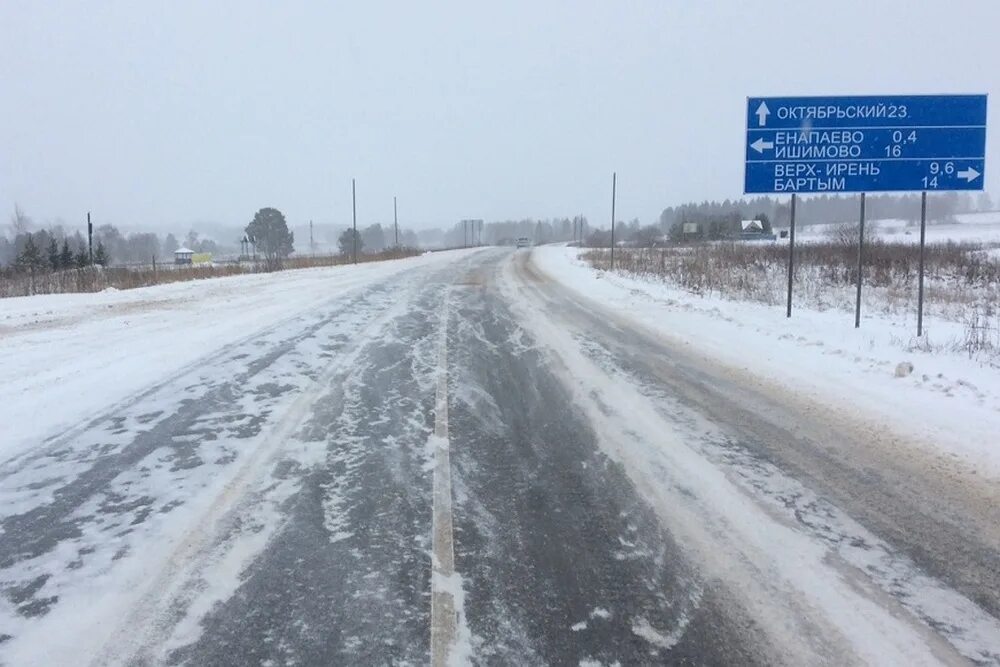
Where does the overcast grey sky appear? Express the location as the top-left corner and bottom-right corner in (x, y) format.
(2, 1), (998, 233)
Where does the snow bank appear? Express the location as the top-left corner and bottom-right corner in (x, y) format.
(531, 246), (1000, 479)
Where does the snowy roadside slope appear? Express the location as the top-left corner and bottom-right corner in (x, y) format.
(531, 245), (1000, 479)
(0, 250), (481, 461)
(781, 210), (1000, 245)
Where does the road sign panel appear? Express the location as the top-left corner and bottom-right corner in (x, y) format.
(744, 94), (987, 194)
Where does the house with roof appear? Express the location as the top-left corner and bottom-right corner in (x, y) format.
(736, 219), (776, 241)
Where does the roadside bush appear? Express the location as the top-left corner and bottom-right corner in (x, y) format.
(582, 240), (1000, 365)
(0, 248), (422, 299)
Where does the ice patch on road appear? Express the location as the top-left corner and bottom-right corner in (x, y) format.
(590, 607), (611, 620)
(631, 615), (688, 650)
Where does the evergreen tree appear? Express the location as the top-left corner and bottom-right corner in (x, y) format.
(17, 234), (43, 269)
(16, 234), (44, 294)
(60, 239), (74, 268)
(47, 236), (61, 270)
(162, 233), (179, 255)
(245, 208), (294, 269)
(338, 228), (362, 256)
(74, 248), (89, 268)
(361, 224), (386, 253)
(94, 241), (109, 267)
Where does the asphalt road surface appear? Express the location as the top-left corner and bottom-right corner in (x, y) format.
(1, 248), (998, 666)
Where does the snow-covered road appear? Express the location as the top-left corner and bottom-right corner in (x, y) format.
(0, 248), (997, 665)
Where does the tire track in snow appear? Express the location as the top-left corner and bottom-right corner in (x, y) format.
(444, 259), (753, 665)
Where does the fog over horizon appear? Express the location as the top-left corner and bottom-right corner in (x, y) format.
(2, 1), (999, 237)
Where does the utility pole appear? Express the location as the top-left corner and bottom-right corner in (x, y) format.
(352, 178), (358, 264)
(87, 212), (93, 264)
(610, 172), (617, 270)
(394, 196), (399, 248)
(309, 220), (315, 256)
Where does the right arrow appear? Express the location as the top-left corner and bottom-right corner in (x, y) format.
(957, 167), (981, 182)
(755, 101), (770, 126)
(750, 138), (774, 153)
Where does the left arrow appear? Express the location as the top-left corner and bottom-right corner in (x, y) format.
(750, 138), (774, 153)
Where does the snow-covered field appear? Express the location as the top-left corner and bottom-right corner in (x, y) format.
(532, 245), (1000, 480)
(782, 210), (1000, 245)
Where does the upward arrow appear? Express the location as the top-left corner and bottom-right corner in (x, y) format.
(755, 101), (770, 127)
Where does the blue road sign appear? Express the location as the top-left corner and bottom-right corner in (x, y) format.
(744, 95), (987, 194)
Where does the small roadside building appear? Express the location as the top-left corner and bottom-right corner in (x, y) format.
(174, 247), (194, 265)
(737, 219), (776, 242)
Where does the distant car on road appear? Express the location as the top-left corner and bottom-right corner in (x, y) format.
(516, 237), (531, 248)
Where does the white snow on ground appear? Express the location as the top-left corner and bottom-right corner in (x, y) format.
(500, 254), (1000, 664)
(631, 615), (687, 650)
(0, 249), (484, 665)
(0, 250), (480, 463)
(779, 210), (1000, 245)
(531, 245), (1000, 479)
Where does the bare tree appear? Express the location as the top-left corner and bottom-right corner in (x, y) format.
(828, 219), (879, 248)
(10, 204), (32, 236)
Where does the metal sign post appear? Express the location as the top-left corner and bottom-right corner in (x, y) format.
(855, 193), (866, 329)
(744, 94), (986, 327)
(918, 191), (928, 336)
(786, 193), (797, 318)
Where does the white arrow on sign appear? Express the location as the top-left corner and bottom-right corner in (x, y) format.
(957, 167), (981, 182)
(750, 138), (774, 153)
(755, 101), (770, 127)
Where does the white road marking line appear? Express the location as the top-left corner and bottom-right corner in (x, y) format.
(431, 289), (462, 666)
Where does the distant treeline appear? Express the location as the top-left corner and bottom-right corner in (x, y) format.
(659, 191), (993, 230)
(0, 206), (428, 269)
(420, 216), (590, 248)
(0, 206), (224, 268)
